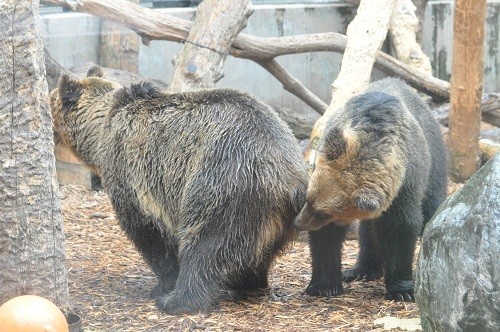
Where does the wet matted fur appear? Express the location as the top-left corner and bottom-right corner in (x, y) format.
(51, 68), (308, 315)
(294, 78), (447, 302)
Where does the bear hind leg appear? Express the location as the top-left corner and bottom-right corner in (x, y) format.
(232, 264), (269, 292)
(343, 221), (383, 282)
(114, 201), (179, 299)
(156, 231), (244, 315)
(129, 221), (179, 299)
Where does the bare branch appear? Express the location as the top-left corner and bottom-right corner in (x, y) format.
(44, 0), (193, 45)
(256, 59), (328, 114)
(44, 0), (451, 108)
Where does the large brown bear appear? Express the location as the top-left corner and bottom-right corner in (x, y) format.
(50, 68), (308, 315)
(294, 78), (447, 302)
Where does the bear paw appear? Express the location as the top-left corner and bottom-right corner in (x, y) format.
(385, 290), (415, 302)
(155, 292), (211, 315)
(385, 280), (415, 302)
(150, 282), (174, 299)
(305, 282), (343, 297)
(342, 265), (383, 282)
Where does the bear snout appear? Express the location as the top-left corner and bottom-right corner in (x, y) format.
(293, 203), (331, 231)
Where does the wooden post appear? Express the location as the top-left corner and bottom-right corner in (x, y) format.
(448, 0), (487, 182)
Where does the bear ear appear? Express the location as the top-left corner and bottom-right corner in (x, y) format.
(111, 87), (132, 110)
(86, 65), (104, 78)
(353, 188), (381, 213)
(322, 127), (346, 161)
(57, 75), (83, 110)
(130, 81), (162, 99)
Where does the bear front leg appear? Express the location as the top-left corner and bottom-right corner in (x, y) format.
(374, 204), (421, 302)
(306, 223), (347, 297)
(343, 220), (383, 282)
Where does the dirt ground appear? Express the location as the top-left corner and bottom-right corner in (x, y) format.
(61, 184), (459, 332)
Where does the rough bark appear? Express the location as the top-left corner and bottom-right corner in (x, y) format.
(0, 0), (69, 309)
(100, 0), (140, 73)
(169, 0), (253, 91)
(448, 0), (487, 182)
(389, 0), (432, 74)
(305, 0), (398, 172)
(44, 0), (451, 110)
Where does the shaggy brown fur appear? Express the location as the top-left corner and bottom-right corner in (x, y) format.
(294, 78), (447, 302)
(50, 67), (308, 315)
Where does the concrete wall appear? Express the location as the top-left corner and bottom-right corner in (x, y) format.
(135, 4), (356, 117)
(423, 0), (500, 92)
(41, 1), (500, 119)
(41, 12), (101, 68)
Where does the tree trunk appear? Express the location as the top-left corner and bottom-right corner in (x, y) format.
(305, 0), (398, 172)
(0, 0), (69, 310)
(448, 0), (487, 182)
(389, 0), (432, 74)
(100, 0), (140, 73)
(412, 0), (429, 44)
(169, 0), (253, 91)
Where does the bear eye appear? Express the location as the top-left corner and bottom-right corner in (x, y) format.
(322, 127), (346, 161)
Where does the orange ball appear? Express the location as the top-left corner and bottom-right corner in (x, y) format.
(0, 295), (69, 332)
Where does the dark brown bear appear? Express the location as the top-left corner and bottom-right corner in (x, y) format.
(294, 78), (447, 302)
(50, 68), (308, 315)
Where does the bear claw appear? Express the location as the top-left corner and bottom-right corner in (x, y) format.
(342, 266), (383, 282)
(385, 291), (415, 302)
(305, 283), (343, 297)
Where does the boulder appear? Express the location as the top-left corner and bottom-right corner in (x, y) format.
(415, 153), (500, 331)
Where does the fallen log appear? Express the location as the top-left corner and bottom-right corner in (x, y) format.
(432, 93), (500, 128)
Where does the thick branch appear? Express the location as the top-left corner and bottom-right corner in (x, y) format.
(169, 0), (253, 91)
(389, 0), (432, 74)
(374, 51), (449, 101)
(433, 93), (500, 127)
(256, 59), (328, 114)
(44, 0), (450, 103)
(44, 0), (193, 45)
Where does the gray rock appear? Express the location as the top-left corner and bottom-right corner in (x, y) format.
(415, 153), (500, 331)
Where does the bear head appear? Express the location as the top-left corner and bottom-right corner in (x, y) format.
(294, 94), (407, 231)
(50, 66), (119, 148)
